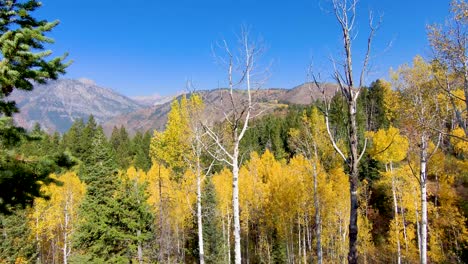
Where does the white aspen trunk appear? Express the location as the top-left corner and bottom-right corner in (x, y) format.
(415, 196), (421, 258)
(302, 217), (307, 264)
(291, 225), (295, 263)
(232, 144), (242, 264)
(222, 216), (227, 263)
(228, 213), (232, 264)
(399, 195), (409, 257)
(176, 225), (180, 259)
(157, 164), (164, 263)
(390, 162), (401, 264)
(312, 144), (323, 264)
(419, 135), (428, 264)
(267, 236), (272, 264)
(298, 216), (302, 262)
(305, 215), (312, 252)
(348, 99), (360, 264)
(246, 214), (250, 264)
(197, 155), (205, 264)
(63, 199), (69, 264)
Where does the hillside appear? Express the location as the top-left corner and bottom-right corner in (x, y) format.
(9, 79), (143, 133)
(102, 83), (337, 135)
(8, 79), (337, 134)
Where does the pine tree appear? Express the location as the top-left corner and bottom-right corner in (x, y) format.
(107, 174), (154, 263)
(132, 131), (152, 172)
(0, 0), (70, 213)
(202, 176), (223, 263)
(73, 128), (153, 263)
(110, 126), (132, 169)
(0, 207), (37, 263)
(62, 119), (85, 159)
(72, 128), (120, 262)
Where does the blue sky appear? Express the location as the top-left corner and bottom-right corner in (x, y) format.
(37, 0), (449, 97)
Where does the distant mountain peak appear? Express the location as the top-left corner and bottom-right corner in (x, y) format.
(77, 78), (97, 86)
(10, 79), (336, 135)
(131, 90), (186, 106)
(10, 78), (143, 133)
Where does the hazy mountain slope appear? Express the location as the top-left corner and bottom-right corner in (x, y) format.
(9, 79), (336, 135)
(103, 83), (336, 135)
(9, 79), (143, 133)
(131, 91), (185, 106)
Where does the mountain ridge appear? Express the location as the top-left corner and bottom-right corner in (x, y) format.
(9, 79), (143, 133)
(9, 79), (337, 134)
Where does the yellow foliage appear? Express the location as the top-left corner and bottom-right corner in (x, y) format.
(212, 168), (233, 217)
(368, 126), (408, 164)
(145, 163), (196, 230)
(29, 172), (86, 258)
(451, 127), (468, 155)
(379, 79), (400, 124)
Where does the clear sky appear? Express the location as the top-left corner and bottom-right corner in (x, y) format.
(37, 0), (450, 97)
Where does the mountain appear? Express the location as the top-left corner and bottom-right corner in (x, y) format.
(131, 91), (185, 106)
(102, 83), (337, 135)
(9, 79), (143, 133)
(8, 79), (337, 135)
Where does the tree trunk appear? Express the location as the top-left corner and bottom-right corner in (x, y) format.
(415, 197), (421, 258)
(197, 155), (205, 264)
(302, 216), (307, 264)
(228, 213), (232, 264)
(419, 135), (428, 264)
(399, 195), (409, 258)
(63, 199), (69, 264)
(158, 164), (164, 262)
(348, 99), (360, 264)
(312, 145), (323, 264)
(298, 216), (302, 262)
(232, 141), (241, 264)
(390, 162), (401, 264)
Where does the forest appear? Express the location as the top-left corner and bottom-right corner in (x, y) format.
(0, 0), (468, 264)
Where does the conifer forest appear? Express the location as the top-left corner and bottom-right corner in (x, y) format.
(0, 0), (467, 263)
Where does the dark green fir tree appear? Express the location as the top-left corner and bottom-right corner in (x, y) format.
(72, 128), (153, 263)
(132, 131), (152, 172)
(0, 207), (37, 263)
(202, 176), (223, 263)
(0, 0), (71, 214)
(110, 126), (132, 169)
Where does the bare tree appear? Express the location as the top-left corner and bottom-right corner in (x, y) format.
(185, 85), (215, 264)
(202, 26), (264, 264)
(311, 0), (379, 263)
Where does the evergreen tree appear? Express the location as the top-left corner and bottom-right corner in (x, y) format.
(110, 126), (132, 169)
(201, 176), (223, 263)
(0, 0), (70, 212)
(0, 118), (75, 213)
(62, 118), (85, 159)
(73, 128), (153, 263)
(365, 79), (391, 131)
(132, 131), (151, 172)
(80, 115), (98, 163)
(0, 207), (37, 263)
(108, 175), (154, 263)
(0, 0), (69, 116)
(72, 128), (120, 262)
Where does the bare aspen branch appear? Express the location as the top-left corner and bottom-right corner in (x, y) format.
(357, 137), (368, 163)
(202, 124), (234, 161)
(324, 110), (349, 164)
